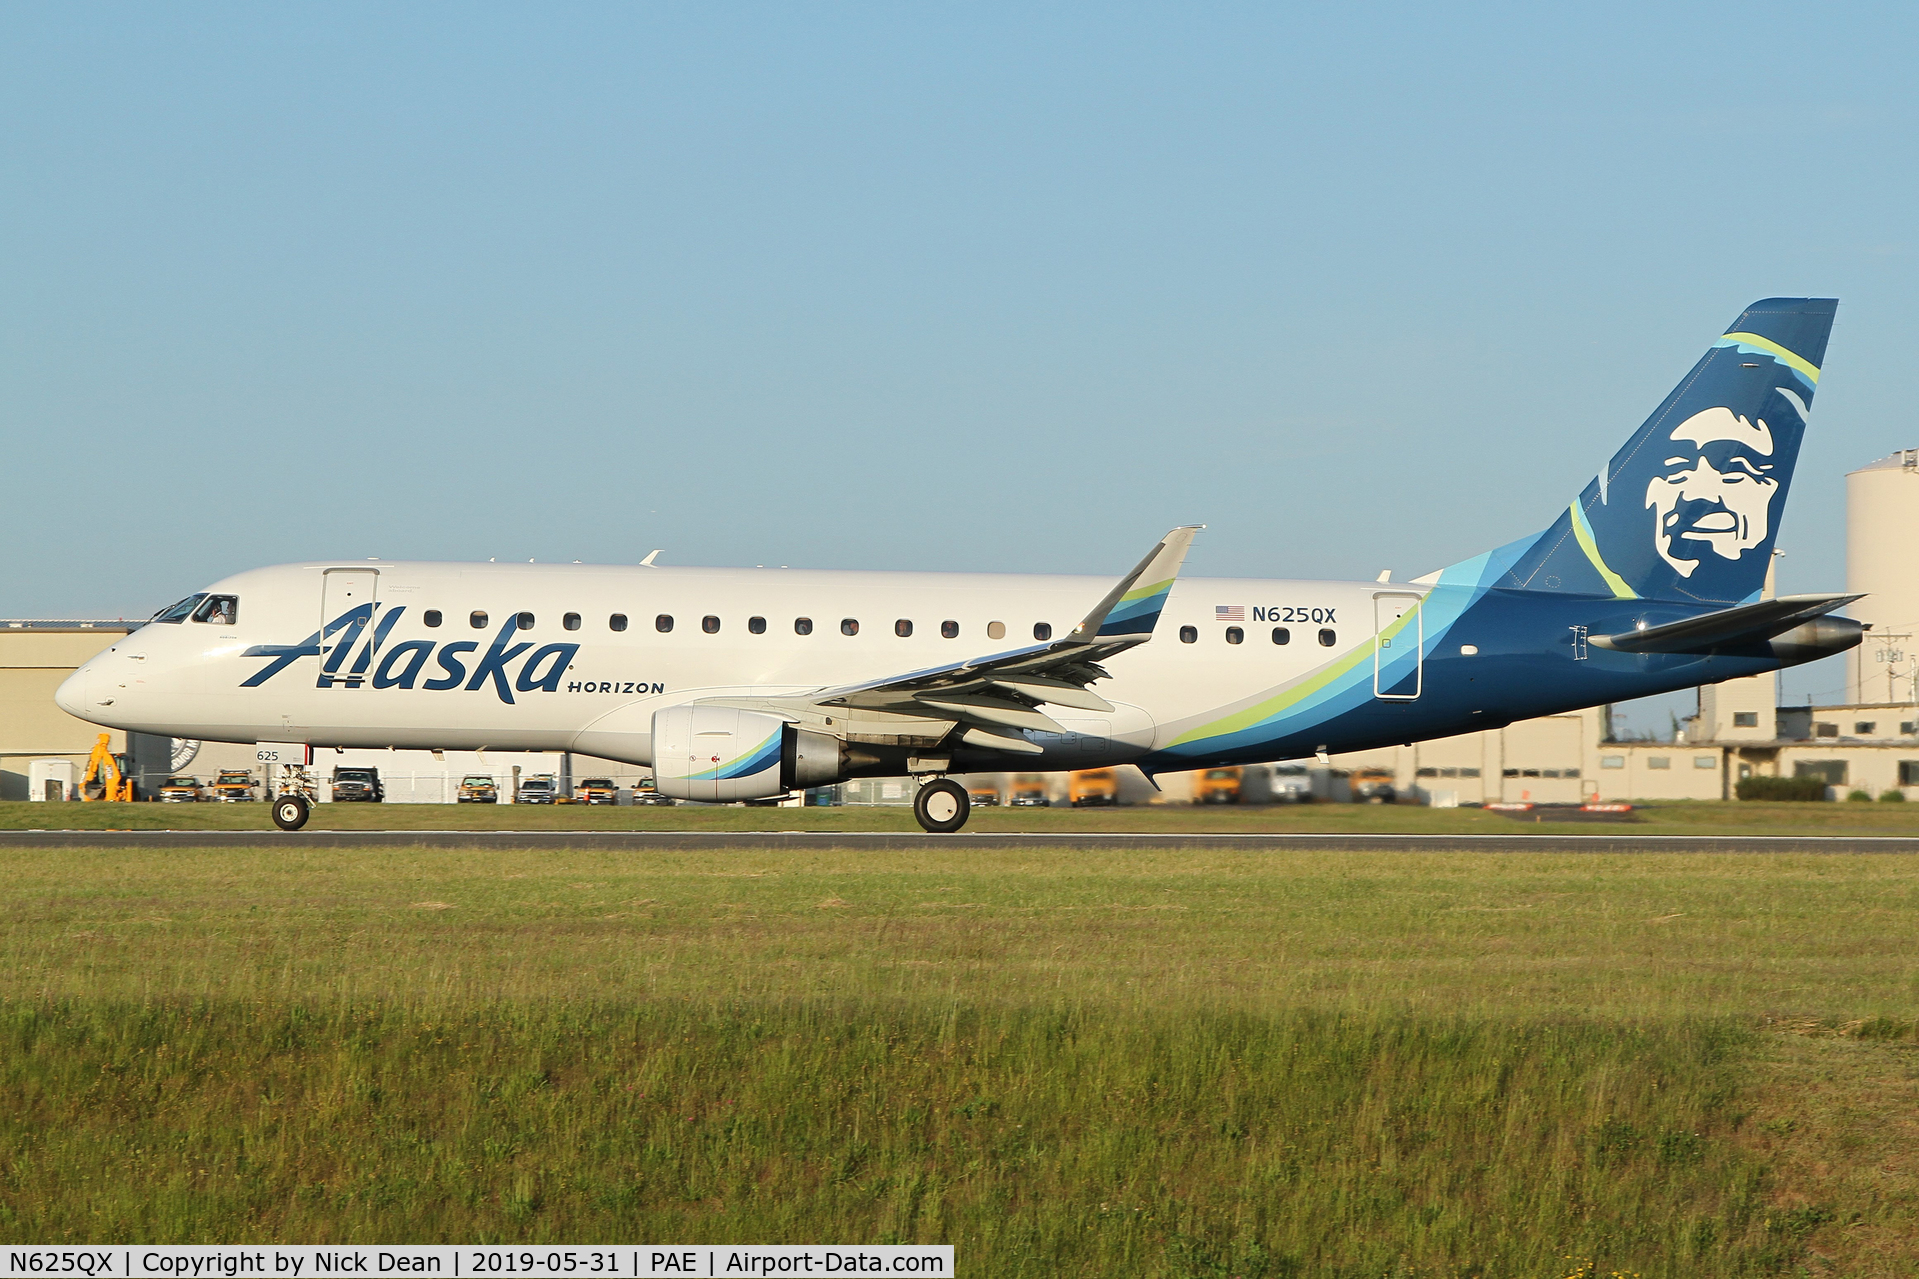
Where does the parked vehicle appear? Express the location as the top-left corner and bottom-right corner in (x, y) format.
(631, 777), (675, 806)
(1270, 763), (1313, 803)
(329, 766), (384, 802)
(212, 769), (257, 802)
(1009, 774), (1050, 807)
(1069, 768), (1119, 807)
(158, 775), (204, 803)
(1351, 768), (1397, 804)
(966, 779), (1001, 807)
(575, 777), (618, 805)
(457, 774), (498, 803)
(1194, 767), (1242, 804)
(516, 775), (556, 804)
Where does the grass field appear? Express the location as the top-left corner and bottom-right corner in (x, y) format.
(9, 797), (1919, 837)
(4, 842), (1918, 1275)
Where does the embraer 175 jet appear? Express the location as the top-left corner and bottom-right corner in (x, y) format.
(59, 298), (1862, 833)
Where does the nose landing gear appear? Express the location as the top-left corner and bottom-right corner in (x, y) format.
(272, 793), (311, 831)
(913, 777), (971, 833)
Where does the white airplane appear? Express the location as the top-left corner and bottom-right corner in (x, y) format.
(59, 298), (1863, 833)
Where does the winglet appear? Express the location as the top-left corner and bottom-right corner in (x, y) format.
(1071, 526), (1202, 643)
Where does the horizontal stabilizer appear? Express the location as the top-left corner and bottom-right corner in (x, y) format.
(1590, 593), (1861, 654)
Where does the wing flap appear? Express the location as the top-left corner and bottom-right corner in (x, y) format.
(989, 676), (1116, 713)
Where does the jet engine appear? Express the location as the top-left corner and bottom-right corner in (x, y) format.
(651, 705), (842, 802)
(1766, 616), (1865, 662)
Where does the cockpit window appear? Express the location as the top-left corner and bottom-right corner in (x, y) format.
(151, 594), (207, 624)
(191, 595), (239, 625)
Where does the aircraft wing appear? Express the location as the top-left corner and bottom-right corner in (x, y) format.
(801, 526), (1200, 753)
(1590, 592), (1862, 654)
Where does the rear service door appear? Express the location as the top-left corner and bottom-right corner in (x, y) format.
(320, 568), (381, 686)
(1372, 591), (1422, 701)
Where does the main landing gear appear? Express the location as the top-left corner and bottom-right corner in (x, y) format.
(914, 778), (971, 834)
(272, 793), (311, 831)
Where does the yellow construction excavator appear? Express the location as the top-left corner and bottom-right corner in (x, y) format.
(80, 733), (135, 802)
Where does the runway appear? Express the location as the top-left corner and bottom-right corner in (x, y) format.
(4, 829), (1919, 854)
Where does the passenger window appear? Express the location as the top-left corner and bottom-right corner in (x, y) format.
(987, 621), (1006, 640)
(1225, 627), (1243, 645)
(151, 594), (206, 625)
(192, 595), (239, 625)
(471, 611), (488, 629)
(516, 612), (535, 631)
(841, 619), (859, 636)
(609, 614), (627, 632)
(563, 613), (581, 631)
(1271, 627), (1289, 645)
(795, 617), (813, 635)
(656, 614), (674, 633)
(702, 615), (720, 634)
(425, 610), (443, 628)
(1318, 628), (1337, 647)
(1179, 626), (1198, 644)
(749, 616), (767, 634)
(895, 620), (913, 637)
(941, 620), (959, 639)
(1033, 623), (1052, 641)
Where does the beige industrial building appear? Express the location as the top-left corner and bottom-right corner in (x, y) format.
(1, 623), (141, 801)
(5, 446), (1915, 805)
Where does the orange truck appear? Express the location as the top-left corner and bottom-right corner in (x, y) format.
(1193, 766), (1242, 804)
(1009, 774), (1051, 807)
(966, 778), (1002, 806)
(212, 769), (258, 802)
(1350, 767), (1397, 803)
(1069, 768), (1119, 807)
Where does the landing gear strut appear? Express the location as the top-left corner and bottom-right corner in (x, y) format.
(913, 778), (970, 834)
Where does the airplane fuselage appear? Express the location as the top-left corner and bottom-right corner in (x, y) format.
(58, 559), (1794, 777)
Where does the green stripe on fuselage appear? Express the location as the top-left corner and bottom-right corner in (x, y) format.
(1167, 601), (1419, 748)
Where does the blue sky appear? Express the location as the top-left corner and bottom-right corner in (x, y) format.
(4, 4), (1914, 710)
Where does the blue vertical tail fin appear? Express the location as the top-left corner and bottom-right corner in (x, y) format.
(1470, 297), (1838, 605)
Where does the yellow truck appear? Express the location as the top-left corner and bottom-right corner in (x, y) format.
(1069, 768), (1119, 807)
(574, 777), (619, 805)
(1350, 767), (1398, 803)
(212, 769), (257, 802)
(1009, 774), (1051, 807)
(457, 775), (499, 803)
(158, 776), (205, 803)
(966, 778), (1002, 807)
(1193, 766), (1242, 804)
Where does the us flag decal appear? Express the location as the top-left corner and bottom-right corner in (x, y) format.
(1215, 605), (1245, 622)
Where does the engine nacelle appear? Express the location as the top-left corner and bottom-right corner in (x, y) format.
(651, 705), (843, 801)
(1768, 616), (1865, 662)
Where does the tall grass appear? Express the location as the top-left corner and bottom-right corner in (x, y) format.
(3, 844), (1916, 1270)
(3, 999), (1785, 1275)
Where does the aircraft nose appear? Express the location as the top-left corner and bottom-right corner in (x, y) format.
(55, 663), (112, 720)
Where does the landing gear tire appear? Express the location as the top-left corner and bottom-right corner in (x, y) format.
(272, 793), (311, 831)
(914, 778), (970, 834)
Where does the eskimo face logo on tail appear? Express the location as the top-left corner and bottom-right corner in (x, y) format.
(241, 606), (579, 704)
(1644, 407), (1779, 578)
